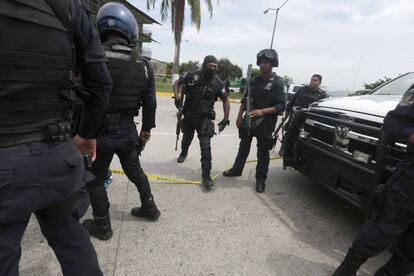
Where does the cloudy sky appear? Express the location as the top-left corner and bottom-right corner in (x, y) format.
(129, 0), (414, 91)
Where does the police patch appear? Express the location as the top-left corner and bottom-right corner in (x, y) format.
(399, 89), (414, 106)
(264, 82), (273, 91)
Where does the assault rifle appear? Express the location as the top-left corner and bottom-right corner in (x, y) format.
(242, 64), (253, 136)
(271, 114), (290, 150)
(175, 87), (184, 151)
(242, 64), (264, 135)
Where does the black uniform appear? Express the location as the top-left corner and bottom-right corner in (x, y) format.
(232, 73), (285, 180)
(286, 85), (327, 113)
(85, 37), (157, 217)
(0, 0), (112, 275)
(349, 88), (414, 274)
(180, 70), (226, 180)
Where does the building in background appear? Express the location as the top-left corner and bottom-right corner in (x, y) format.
(85, 0), (159, 57)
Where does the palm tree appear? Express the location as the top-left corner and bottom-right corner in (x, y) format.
(146, 0), (214, 82)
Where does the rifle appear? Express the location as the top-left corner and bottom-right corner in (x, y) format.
(242, 64), (253, 136)
(271, 114), (290, 150)
(175, 87), (184, 151)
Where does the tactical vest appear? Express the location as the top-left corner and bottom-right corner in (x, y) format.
(104, 44), (146, 114)
(0, 0), (74, 133)
(294, 86), (326, 109)
(184, 71), (218, 118)
(250, 75), (282, 110)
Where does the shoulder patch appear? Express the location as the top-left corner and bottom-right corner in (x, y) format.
(399, 89), (414, 106)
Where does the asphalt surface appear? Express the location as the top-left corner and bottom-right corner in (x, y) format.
(20, 96), (391, 275)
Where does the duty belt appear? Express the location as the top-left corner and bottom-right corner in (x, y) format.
(0, 122), (72, 147)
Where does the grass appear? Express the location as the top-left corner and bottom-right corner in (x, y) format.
(228, 92), (244, 100)
(156, 81), (172, 93)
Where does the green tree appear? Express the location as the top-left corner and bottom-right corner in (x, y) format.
(165, 62), (173, 76)
(363, 76), (392, 90)
(146, 0), (215, 82)
(251, 68), (261, 78)
(217, 58), (243, 81)
(179, 60), (200, 74)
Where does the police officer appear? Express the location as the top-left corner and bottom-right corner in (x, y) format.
(82, 3), (160, 241)
(223, 49), (285, 193)
(332, 87), (414, 276)
(174, 55), (230, 189)
(286, 74), (327, 113)
(0, 0), (112, 275)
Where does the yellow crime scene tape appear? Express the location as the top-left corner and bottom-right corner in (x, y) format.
(110, 169), (221, 185)
(245, 156), (282, 163)
(110, 157), (283, 185)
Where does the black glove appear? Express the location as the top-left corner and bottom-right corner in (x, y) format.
(218, 119), (230, 132)
(174, 98), (181, 109)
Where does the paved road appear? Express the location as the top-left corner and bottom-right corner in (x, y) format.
(20, 96), (389, 275)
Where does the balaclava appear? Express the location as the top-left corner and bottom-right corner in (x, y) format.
(202, 55), (218, 81)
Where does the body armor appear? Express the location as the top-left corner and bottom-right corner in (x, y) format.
(293, 86), (326, 109)
(0, 0), (73, 132)
(104, 44), (146, 114)
(184, 71), (220, 119)
(250, 75), (282, 110)
(249, 75), (283, 136)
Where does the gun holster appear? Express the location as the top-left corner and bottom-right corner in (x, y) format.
(200, 119), (215, 137)
(104, 113), (120, 131)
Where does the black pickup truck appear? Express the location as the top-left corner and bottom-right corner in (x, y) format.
(283, 72), (414, 210)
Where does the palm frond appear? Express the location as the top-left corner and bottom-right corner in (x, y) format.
(160, 0), (171, 21)
(187, 0), (201, 30)
(205, 0), (213, 18)
(146, 0), (156, 10)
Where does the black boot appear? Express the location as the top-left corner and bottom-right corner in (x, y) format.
(223, 167), (242, 177)
(332, 248), (368, 276)
(256, 179), (266, 193)
(82, 215), (113, 241)
(177, 151), (187, 163)
(375, 256), (412, 276)
(202, 176), (214, 190)
(131, 197), (161, 221)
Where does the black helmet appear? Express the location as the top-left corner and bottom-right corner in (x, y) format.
(97, 2), (139, 45)
(256, 48), (279, 67)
